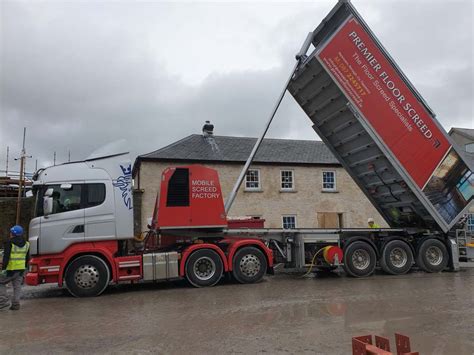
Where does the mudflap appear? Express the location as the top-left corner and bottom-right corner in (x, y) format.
(447, 238), (460, 271)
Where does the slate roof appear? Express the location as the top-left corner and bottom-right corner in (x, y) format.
(135, 134), (339, 167)
(449, 127), (474, 140)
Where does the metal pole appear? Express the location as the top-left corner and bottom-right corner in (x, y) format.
(5, 146), (9, 177)
(53, 151), (56, 166)
(68, 150), (71, 162)
(15, 128), (26, 225)
(224, 32), (313, 214)
(15, 156), (25, 224)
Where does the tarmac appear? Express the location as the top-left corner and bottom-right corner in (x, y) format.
(0, 268), (473, 354)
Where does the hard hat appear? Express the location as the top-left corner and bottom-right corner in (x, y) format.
(367, 218), (374, 223)
(10, 225), (24, 237)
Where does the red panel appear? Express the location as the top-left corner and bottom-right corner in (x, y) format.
(375, 335), (390, 352)
(227, 218), (265, 229)
(395, 333), (412, 354)
(352, 335), (393, 355)
(318, 16), (450, 188)
(365, 344), (392, 355)
(160, 234), (194, 247)
(352, 339), (367, 355)
(354, 335), (373, 345)
(115, 255), (142, 281)
(156, 165), (228, 229)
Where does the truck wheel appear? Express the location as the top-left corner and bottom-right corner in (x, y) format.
(343, 241), (376, 277)
(380, 240), (413, 275)
(232, 247), (267, 284)
(65, 255), (110, 297)
(185, 249), (223, 287)
(416, 239), (448, 273)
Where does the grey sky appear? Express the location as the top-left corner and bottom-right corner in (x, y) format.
(0, 0), (473, 175)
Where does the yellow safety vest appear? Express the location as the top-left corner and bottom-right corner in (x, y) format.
(6, 241), (30, 271)
(369, 223), (381, 229)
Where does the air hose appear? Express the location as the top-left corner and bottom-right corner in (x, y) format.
(302, 248), (324, 277)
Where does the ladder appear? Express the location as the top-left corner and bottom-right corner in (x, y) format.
(456, 229), (474, 260)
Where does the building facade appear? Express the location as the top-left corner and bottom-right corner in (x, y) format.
(449, 127), (474, 231)
(133, 128), (387, 232)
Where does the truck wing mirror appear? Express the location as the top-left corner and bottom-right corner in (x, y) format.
(43, 196), (53, 216)
(44, 188), (54, 197)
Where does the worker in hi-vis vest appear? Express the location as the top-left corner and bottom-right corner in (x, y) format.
(367, 218), (381, 229)
(0, 225), (29, 311)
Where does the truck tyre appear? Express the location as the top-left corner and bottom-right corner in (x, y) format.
(232, 247), (267, 284)
(380, 240), (413, 275)
(65, 255), (110, 297)
(416, 239), (448, 273)
(343, 241), (376, 277)
(185, 249), (223, 288)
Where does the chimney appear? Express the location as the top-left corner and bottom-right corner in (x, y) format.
(202, 120), (214, 137)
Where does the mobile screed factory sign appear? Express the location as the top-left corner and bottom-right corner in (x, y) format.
(317, 16), (450, 189)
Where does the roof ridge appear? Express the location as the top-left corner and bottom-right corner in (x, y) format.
(139, 134), (198, 158)
(449, 127), (474, 140)
(212, 135), (324, 143)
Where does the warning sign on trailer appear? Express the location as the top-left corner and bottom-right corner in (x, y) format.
(316, 16), (451, 189)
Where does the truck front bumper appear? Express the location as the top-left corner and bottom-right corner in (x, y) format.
(25, 257), (62, 286)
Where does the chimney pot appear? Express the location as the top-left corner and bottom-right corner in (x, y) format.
(202, 120), (214, 136)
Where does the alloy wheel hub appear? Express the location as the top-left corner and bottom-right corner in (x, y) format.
(240, 254), (261, 277)
(194, 257), (216, 281)
(74, 265), (99, 289)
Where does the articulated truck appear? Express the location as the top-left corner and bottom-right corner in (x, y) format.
(25, 0), (473, 297)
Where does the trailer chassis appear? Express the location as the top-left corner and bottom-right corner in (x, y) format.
(223, 227), (459, 276)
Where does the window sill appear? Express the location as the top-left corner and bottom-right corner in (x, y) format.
(244, 189), (263, 193)
(280, 189), (297, 193)
(321, 190), (338, 193)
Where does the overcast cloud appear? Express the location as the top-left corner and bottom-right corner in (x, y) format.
(0, 0), (473, 175)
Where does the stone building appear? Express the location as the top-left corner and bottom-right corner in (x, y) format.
(132, 125), (386, 232)
(449, 127), (474, 231)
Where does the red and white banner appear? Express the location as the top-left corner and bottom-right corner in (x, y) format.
(317, 16), (451, 188)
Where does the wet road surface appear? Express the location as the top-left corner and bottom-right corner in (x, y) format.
(1, 269), (473, 354)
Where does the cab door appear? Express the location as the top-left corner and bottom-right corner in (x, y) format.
(39, 183), (85, 254)
(84, 182), (116, 241)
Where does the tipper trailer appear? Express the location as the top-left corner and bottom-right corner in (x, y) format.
(24, 0), (473, 297)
